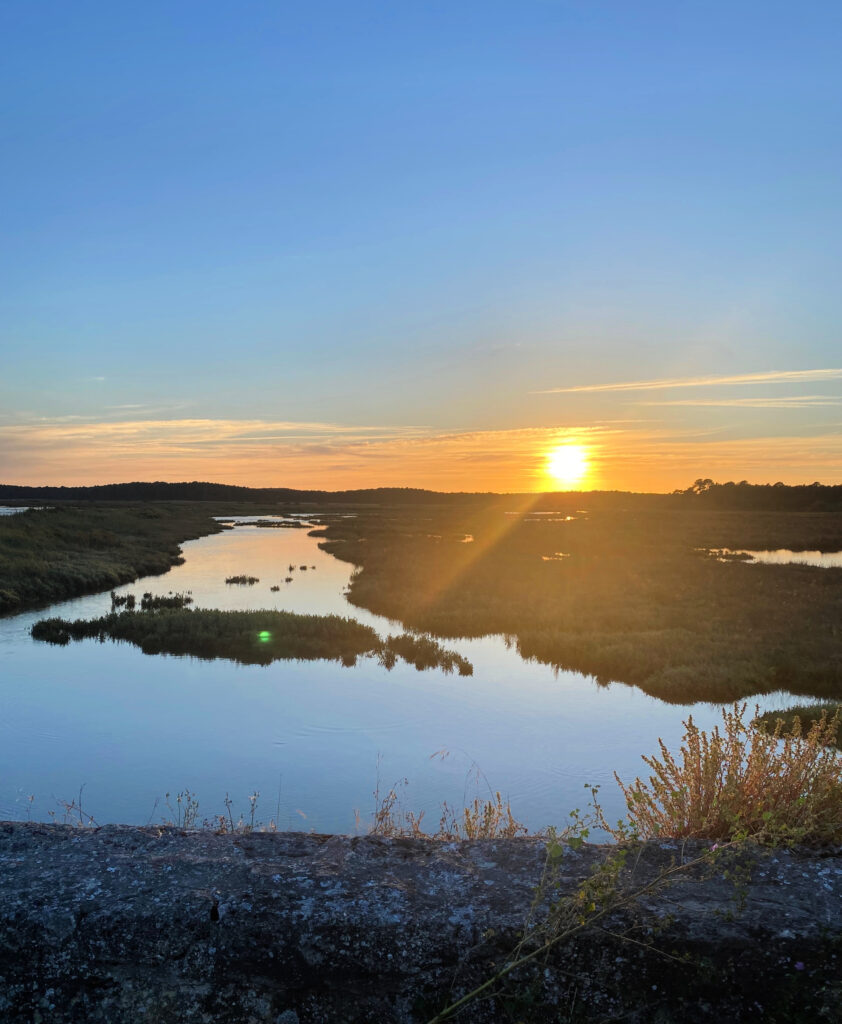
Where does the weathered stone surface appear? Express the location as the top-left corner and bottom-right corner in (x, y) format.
(1, 823), (841, 1022)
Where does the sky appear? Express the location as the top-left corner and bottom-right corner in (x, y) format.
(2, 1), (841, 492)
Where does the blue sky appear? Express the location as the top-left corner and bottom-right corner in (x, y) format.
(2, 1), (841, 489)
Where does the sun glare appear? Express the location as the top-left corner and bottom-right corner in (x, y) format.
(545, 444), (589, 488)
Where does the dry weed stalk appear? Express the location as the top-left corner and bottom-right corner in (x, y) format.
(616, 701), (842, 842)
(369, 775), (527, 840)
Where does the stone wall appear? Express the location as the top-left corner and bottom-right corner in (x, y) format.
(1, 823), (840, 1022)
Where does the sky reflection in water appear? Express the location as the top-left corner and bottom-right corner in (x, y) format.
(0, 518), (812, 836)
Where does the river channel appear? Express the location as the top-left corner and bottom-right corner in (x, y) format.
(0, 516), (804, 835)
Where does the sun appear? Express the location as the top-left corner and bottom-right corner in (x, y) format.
(545, 444), (589, 488)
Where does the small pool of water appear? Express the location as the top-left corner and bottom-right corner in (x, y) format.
(712, 548), (842, 568)
(0, 506), (43, 516)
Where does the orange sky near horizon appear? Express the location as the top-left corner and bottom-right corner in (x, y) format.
(2, 416), (840, 494)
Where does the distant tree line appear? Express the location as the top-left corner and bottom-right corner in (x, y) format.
(0, 481), (494, 505)
(1, 479), (840, 511)
(672, 479), (842, 512)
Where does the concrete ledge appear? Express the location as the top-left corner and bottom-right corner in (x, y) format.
(1, 823), (841, 1022)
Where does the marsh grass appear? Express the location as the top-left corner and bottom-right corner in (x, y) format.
(31, 607), (474, 673)
(615, 702), (842, 843)
(317, 505), (842, 704)
(0, 503), (224, 615)
(225, 575), (259, 585)
(142, 591), (192, 610)
(253, 520), (308, 529)
(378, 633), (473, 675)
(112, 591), (193, 611)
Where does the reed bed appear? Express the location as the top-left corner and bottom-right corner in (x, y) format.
(31, 607), (473, 673)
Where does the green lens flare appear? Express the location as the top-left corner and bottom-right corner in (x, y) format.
(258, 630), (271, 643)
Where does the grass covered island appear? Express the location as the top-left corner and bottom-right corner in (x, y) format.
(31, 607), (473, 673)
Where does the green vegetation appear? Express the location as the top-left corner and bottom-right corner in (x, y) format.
(378, 633), (472, 674)
(3, 477), (842, 512)
(112, 591), (193, 611)
(0, 504), (224, 615)
(315, 503), (842, 703)
(754, 703), (842, 748)
(30, 607), (473, 673)
(252, 519), (309, 529)
(6, 492), (842, 703)
(140, 591), (193, 610)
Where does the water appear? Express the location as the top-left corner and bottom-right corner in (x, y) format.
(0, 517), (805, 835)
(717, 549), (842, 569)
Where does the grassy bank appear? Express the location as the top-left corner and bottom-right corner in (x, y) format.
(0, 504), (226, 615)
(754, 704), (842, 748)
(314, 503), (842, 704)
(31, 607), (473, 673)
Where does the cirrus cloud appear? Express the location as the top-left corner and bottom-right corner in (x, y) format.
(1, 416), (840, 492)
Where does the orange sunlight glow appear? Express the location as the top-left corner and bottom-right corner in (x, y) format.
(5, 417), (842, 491)
(545, 444), (589, 488)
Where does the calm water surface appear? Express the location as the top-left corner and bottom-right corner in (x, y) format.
(0, 518), (806, 835)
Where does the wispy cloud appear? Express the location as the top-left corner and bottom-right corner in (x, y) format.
(102, 401), (196, 416)
(0, 418), (426, 451)
(534, 369), (842, 395)
(0, 418), (599, 489)
(1, 416), (840, 491)
(639, 395), (842, 409)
